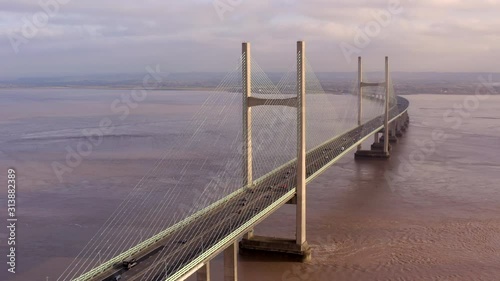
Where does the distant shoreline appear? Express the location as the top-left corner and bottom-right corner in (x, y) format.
(0, 87), (496, 96)
(0, 86), (217, 91)
(0, 86), (498, 96)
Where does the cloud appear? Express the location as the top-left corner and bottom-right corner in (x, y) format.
(1, 0), (499, 77)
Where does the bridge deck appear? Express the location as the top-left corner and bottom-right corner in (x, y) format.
(87, 97), (409, 281)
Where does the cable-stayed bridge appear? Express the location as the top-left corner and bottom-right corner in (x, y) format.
(59, 41), (410, 281)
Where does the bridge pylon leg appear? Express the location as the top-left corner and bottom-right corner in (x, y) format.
(357, 56), (363, 151)
(296, 41), (307, 249)
(383, 56), (391, 154)
(242, 42), (255, 240)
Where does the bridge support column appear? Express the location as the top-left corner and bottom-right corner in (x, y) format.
(395, 119), (404, 137)
(404, 112), (410, 129)
(388, 123), (399, 144)
(224, 242), (238, 281)
(400, 117), (408, 132)
(370, 130), (391, 152)
(197, 262), (211, 281)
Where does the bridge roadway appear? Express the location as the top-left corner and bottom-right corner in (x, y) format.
(90, 97), (409, 281)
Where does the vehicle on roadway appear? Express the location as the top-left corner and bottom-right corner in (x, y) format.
(123, 258), (137, 269)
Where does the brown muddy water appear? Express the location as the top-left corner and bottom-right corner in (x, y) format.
(0, 90), (499, 281)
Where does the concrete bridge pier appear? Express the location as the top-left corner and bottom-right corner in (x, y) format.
(399, 112), (410, 132)
(197, 262), (211, 281)
(404, 112), (410, 126)
(388, 123), (399, 143)
(224, 242), (238, 281)
(370, 130), (392, 152)
(395, 119), (404, 137)
(399, 117), (408, 132)
(379, 131), (398, 144)
(196, 242), (238, 281)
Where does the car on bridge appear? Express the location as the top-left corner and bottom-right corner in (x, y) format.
(123, 258), (137, 269)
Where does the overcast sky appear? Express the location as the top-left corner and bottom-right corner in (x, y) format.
(1, 0), (499, 77)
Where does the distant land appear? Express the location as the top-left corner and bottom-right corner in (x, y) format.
(1, 72), (499, 95)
